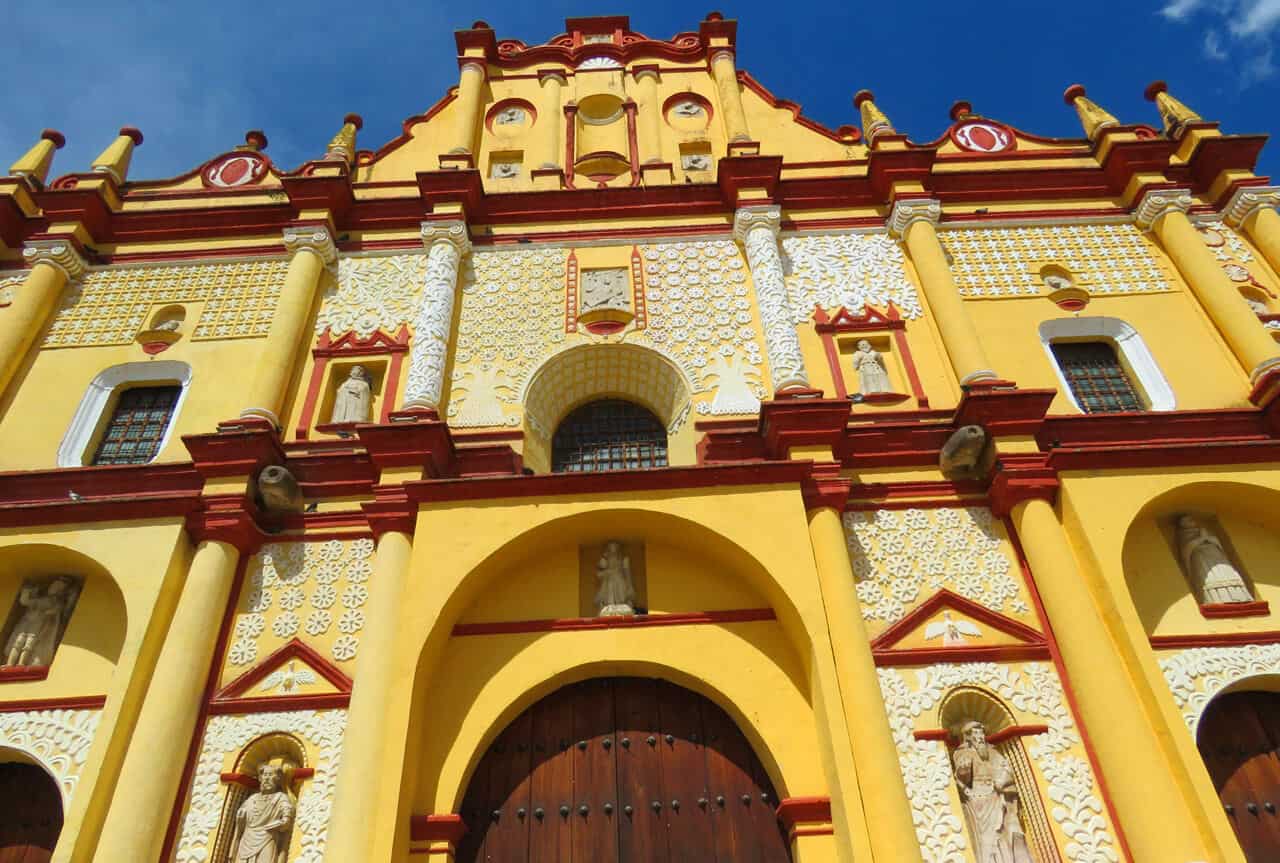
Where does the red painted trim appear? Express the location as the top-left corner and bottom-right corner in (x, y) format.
(207, 692), (352, 714)
(0, 694), (106, 713)
(452, 608), (776, 637)
(213, 637), (353, 700)
(1201, 600), (1270, 619)
(565, 249), (579, 332)
(624, 100), (641, 187)
(156, 553), (250, 863)
(0, 666), (50, 684)
(790, 826), (836, 838)
(563, 103), (577, 191)
(296, 326), (411, 440)
(1150, 630), (1280, 649)
(913, 723), (1050, 744)
(775, 795), (831, 828)
(1003, 515), (1136, 862)
(410, 813), (467, 843)
(874, 644), (1052, 667)
(812, 303), (928, 408)
(870, 588), (1047, 652)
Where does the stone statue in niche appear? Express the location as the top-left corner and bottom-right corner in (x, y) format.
(952, 721), (1034, 863)
(595, 541), (636, 616)
(1177, 514), (1254, 604)
(673, 100), (704, 117)
(230, 763), (295, 863)
(851, 339), (891, 395)
(494, 107), (525, 125)
(682, 153), (711, 171)
(580, 268), (630, 312)
(2, 576), (81, 668)
(1042, 274), (1073, 292)
(152, 318), (182, 332)
(1246, 295), (1270, 316)
(329, 365), (372, 424)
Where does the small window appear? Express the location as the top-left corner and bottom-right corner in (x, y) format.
(1049, 342), (1143, 413)
(92, 386), (181, 465)
(551, 399), (667, 473)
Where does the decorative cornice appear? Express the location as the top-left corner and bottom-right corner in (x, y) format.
(887, 198), (942, 240)
(1133, 187), (1192, 231)
(731, 205), (781, 242)
(419, 219), (472, 256)
(22, 239), (87, 282)
(1224, 184), (1280, 228)
(281, 225), (337, 266)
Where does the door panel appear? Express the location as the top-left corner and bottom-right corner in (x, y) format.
(0, 762), (62, 863)
(1198, 691), (1280, 861)
(457, 677), (790, 863)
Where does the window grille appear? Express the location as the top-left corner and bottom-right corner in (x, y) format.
(92, 385), (181, 465)
(551, 399), (668, 473)
(1050, 341), (1144, 413)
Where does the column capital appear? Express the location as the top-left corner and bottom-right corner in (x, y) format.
(22, 238), (87, 282)
(631, 65), (661, 83)
(420, 219), (472, 256)
(458, 58), (487, 78)
(732, 205), (781, 243)
(1224, 185), (1280, 228)
(1133, 187), (1193, 231)
(887, 198), (941, 240)
(282, 225), (337, 265)
(709, 48), (736, 65)
(537, 68), (568, 86)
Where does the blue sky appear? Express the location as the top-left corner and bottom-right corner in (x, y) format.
(4, 0), (1279, 183)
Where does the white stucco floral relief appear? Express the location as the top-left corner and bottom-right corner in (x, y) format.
(0, 707), (102, 805)
(782, 232), (923, 321)
(1158, 642), (1280, 731)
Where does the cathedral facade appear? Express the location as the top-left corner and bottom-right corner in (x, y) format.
(2, 12), (1280, 863)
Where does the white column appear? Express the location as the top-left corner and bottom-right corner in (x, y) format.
(403, 220), (471, 411)
(733, 206), (809, 391)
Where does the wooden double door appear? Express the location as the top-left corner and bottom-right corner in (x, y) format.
(0, 763), (62, 862)
(458, 677), (791, 863)
(1198, 691), (1280, 861)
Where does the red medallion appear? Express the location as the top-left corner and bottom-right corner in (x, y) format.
(202, 153), (269, 188)
(951, 120), (1015, 154)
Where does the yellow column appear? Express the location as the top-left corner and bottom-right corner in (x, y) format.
(93, 538), (241, 863)
(90, 127), (143, 183)
(240, 226), (336, 426)
(323, 529), (414, 863)
(0, 240), (85, 400)
(710, 50), (750, 143)
(633, 68), (664, 164)
(808, 505), (924, 863)
(1012, 497), (1217, 862)
(9, 128), (65, 185)
(446, 60), (487, 157)
(1139, 188), (1280, 385)
(890, 199), (999, 385)
(534, 71), (566, 170)
(1226, 185), (1280, 278)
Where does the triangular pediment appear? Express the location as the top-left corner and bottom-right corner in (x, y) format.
(212, 639), (352, 712)
(871, 589), (1048, 666)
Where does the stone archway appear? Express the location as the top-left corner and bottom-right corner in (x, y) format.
(0, 759), (62, 862)
(455, 676), (791, 863)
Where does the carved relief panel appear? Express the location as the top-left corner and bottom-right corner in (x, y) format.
(0, 575), (83, 669)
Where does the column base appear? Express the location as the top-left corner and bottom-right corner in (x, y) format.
(773, 386), (825, 400)
(409, 813), (466, 859)
(727, 139), (761, 157)
(438, 153), (475, 170)
(388, 406), (440, 422)
(227, 410), (279, 432)
(530, 167), (564, 190)
(640, 162), (673, 185)
(1250, 361), (1280, 407)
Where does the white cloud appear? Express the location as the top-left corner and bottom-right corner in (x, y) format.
(1162, 0), (1280, 84)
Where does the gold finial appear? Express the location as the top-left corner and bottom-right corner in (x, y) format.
(854, 90), (896, 143)
(1063, 84), (1119, 141)
(324, 113), (363, 164)
(1145, 81), (1202, 136)
(8, 129), (65, 186)
(236, 130), (269, 152)
(950, 101), (975, 121)
(91, 127), (144, 184)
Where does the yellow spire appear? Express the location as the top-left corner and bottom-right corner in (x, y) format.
(1145, 80), (1202, 135)
(8, 129), (65, 186)
(853, 90), (896, 143)
(324, 113), (363, 163)
(91, 127), (143, 184)
(1063, 84), (1119, 141)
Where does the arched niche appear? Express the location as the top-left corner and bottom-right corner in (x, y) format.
(0, 544), (126, 675)
(1120, 481), (1280, 634)
(452, 676), (792, 863)
(208, 733), (308, 863)
(57, 360), (192, 467)
(520, 344), (694, 472)
(936, 687), (1060, 863)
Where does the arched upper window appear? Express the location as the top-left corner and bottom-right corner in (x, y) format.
(1038, 317), (1174, 414)
(58, 361), (191, 467)
(551, 399), (668, 473)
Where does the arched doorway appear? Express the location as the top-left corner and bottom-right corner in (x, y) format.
(1197, 690), (1280, 861)
(0, 762), (62, 861)
(457, 677), (791, 862)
